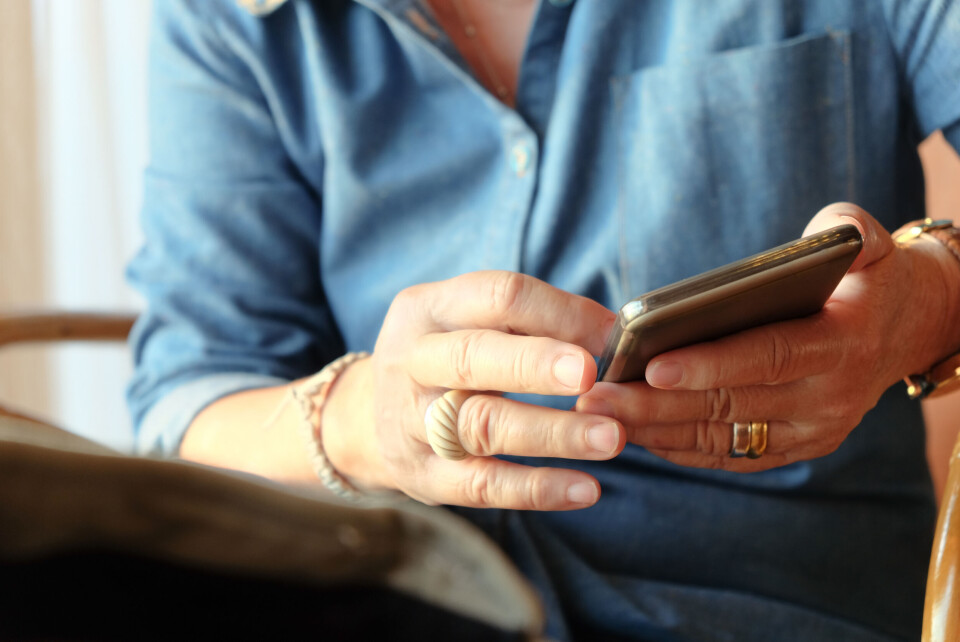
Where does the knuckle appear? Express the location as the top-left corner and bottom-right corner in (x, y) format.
(392, 284), (422, 311)
(458, 396), (498, 455)
(487, 271), (527, 317)
(381, 287), (418, 337)
(510, 341), (542, 390)
(705, 388), (734, 423)
(461, 469), (493, 507)
(450, 332), (482, 386)
(511, 349), (529, 387)
(385, 285), (431, 337)
(767, 331), (794, 384)
(526, 469), (553, 511)
(694, 421), (728, 457)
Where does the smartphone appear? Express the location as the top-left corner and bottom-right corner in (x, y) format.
(597, 224), (863, 383)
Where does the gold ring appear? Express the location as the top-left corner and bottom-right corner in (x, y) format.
(746, 421), (768, 459)
(730, 421), (768, 458)
(424, 389), (474, 460)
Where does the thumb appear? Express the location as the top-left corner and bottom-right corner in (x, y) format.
(803, 202), (894, 273)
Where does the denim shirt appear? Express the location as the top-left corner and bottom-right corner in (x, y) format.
(128, 0), (960, 639)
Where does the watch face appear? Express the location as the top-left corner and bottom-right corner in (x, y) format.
(922, 219), (955, 231)
(895, 219), (955, 243)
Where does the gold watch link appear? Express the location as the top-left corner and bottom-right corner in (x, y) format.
(894, 218), (960, 399)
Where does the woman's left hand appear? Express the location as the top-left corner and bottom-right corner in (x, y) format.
(576, 203), (960, 471)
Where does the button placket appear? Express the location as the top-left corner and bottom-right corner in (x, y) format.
(510, 142), (533, 177)
(485, 132), (537, 270)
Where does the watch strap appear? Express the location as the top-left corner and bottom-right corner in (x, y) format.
(895, 218), (960, 399)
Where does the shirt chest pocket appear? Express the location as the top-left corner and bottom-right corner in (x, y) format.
(611, 31), (853, 298)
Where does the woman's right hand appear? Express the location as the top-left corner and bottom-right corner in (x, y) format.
(323, 270), (625, 510)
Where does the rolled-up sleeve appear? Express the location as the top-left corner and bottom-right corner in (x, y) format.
(127, 0), (343, 456)
(883, 0), (960, 147)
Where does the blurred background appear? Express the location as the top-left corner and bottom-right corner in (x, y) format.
(0, 2), (957, 493)
(0, 0), (149, 452)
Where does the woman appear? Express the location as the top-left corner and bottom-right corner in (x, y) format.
(128, 0), (960, 638)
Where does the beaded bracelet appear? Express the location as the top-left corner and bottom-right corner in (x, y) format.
(266, 351), (370, 501)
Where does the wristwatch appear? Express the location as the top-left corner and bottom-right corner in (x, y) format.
(893, 218), (960, 399)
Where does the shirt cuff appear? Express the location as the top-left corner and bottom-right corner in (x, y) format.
(136, 372), (289, 457)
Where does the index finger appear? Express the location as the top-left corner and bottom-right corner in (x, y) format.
(409, 329), (597, 394)
(644, 312), (845, 390)
(413, 271), (616, 355)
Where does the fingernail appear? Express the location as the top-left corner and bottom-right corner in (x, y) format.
(566, 481), (599, 505)
(646, 361), (683, 387)
(554, 354), (584, 389)
(586, 423), (619, 455)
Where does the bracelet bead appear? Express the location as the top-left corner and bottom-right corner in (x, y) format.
(289, 352), (371, 500)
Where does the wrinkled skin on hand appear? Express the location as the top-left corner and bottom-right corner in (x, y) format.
(325, 270), (625, 510)
(577, 203), (960, 472)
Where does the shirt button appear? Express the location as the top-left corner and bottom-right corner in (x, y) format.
(510, 143), (532, 177)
